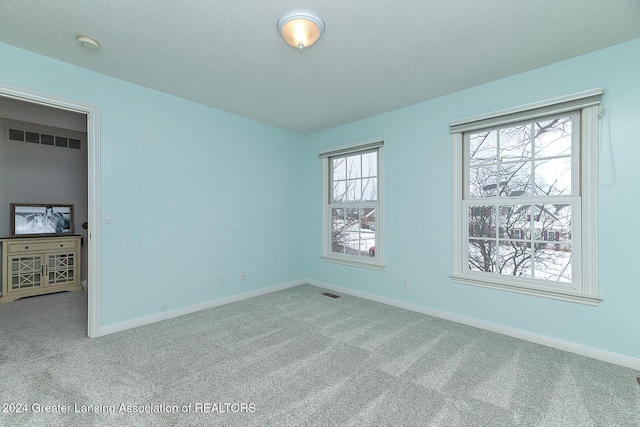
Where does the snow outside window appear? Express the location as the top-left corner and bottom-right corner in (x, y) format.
(451, 90), (602, 305)
(320, 139), (384, 270)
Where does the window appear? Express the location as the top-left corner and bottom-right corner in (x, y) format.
(320, 139), (383, 269)
(451, 89), (603, 305)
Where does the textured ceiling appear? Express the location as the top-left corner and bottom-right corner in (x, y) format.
(0, 1), (638, 134)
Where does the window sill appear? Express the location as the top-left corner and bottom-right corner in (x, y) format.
(321, 256), (385, 271)
(450, 274), (602, 306)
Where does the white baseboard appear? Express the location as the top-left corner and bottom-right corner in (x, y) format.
(97, 278), (640, 370)
(305, 279), (640, 371)
(99, 280), (305, 337)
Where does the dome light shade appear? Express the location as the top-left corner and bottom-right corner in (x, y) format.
(77, 35), (100, 52)
(277, 10), (325, 50)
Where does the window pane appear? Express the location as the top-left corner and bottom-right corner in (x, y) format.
(499, 124), (532, 161)
(534, 157), (572, 196)
(332, 208), (363, 255)
(469, 165), (498, 198)
(362, 208), (376, 257)
(499, 205), (530, 240)
(331, 208), (346, 254)
(500, 161), (531, 197)
(361, 208), (376, 229)
(535, 117), (572, 158)
(331, 208), (376, 257)
(362, 152), (377, 177)
(469, 206), (495, 238)
(345, 180), (361, 202)
(346, 155), (361, 179)
(332, 180), (346, 203)
(498, 241), (532, 278)
(332, 207), (344, 225)
(469, 240), (496, 273)
(535, 204), (571, 242)
(469, 130), (497, 166)
(333, 158), (346, 180)
(345, 208), (360, 231)
(343, 232), (360, 254)
(361, 178), (377, 201)
(533, 243), (571, 282)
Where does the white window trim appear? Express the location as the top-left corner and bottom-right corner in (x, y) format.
(451, 89), (603, 306)
(321, 138), (385, 270)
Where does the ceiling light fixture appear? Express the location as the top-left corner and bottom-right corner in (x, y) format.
(277, 10), (325, 50)
(77, 35), (100, 52)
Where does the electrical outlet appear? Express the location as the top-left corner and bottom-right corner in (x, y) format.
(219, 275), (224, 285)
(402, 278), (408, 289)
(240, 271), (246, 281)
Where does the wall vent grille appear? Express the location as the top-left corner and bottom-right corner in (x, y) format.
(6, 127), (81, 150)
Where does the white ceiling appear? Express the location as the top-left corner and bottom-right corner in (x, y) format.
(0, 1), (638, 135)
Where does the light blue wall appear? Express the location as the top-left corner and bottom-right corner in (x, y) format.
(301, 38), (640, 360)
(0, 42), (304, 326)
(2, 37), (639, 360)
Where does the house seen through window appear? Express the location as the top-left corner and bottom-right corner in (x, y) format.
(466, 115), (574, 282)
(321, 139), (383, 269)
(450, 89), (602, 305)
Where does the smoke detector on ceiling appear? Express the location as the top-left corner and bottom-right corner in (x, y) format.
(77, 35), (100, 52)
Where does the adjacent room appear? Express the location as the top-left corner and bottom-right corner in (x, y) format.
(0, 1), (639, 425)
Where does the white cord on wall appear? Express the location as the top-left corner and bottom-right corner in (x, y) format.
(598, 107), (616, 186)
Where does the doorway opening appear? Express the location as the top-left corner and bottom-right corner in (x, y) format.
(0, 82), (101, 337)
